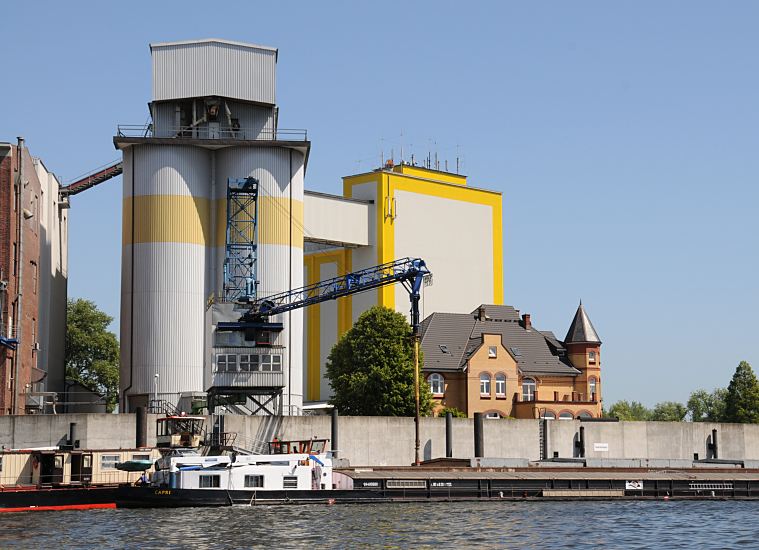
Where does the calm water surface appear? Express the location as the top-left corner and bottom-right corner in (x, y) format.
(1, 501), (757, 549)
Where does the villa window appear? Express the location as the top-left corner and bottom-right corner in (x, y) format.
(488, 346), (497, 358)
(541, 411), (556, 420)
(578, 411), (593, 419)
(588, 350), (597, 363)
(428, 373), (444, 396)
(199, 474), (221, 488)
(559, 411), (574, 420)
(588, 377), (597, 400)
(495, 373), (506, 397)
(522, 378), (536, 401)
(480, 373), (491, 396)
(485, 412), (501, 419)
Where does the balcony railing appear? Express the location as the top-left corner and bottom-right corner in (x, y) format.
(116, 124), (308, 141)
(210, 370), (284, 388)
(515, 391), (598, 404)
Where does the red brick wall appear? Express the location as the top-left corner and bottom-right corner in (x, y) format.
(0, 144), (43, 414)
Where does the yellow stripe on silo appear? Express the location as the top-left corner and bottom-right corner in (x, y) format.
(214, 197), (304, 248)
(123, 195), (304, 247)
(123, 195), (211, 245)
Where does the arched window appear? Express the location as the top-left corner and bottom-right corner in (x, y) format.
(480, 373), (491, 396)
(577, 410), (593, 419)
(495, 373), (506, 397)
(588, 377), (597, 400)
(540, 411), (556, 420)
(559, 411), (574, 420)
(485, 411), (501, 419)
(428, 373), (444, 396)
(522, 378), (536, 401)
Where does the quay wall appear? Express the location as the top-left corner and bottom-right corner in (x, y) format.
(3, 414), (759, 467)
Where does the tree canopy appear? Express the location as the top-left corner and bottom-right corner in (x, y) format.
(650, 401), (687, 422)
(65, 299), (119, 412)
(724, 361), (759, 424)
(687, 388), (727, 422)
(606, 400), (651, 421)
(326, 306), (432, 416)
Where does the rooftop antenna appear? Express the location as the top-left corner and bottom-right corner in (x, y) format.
(400, 130), (404, 165)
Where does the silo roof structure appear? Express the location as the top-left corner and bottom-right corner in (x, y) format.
(150, 38), (278, 105)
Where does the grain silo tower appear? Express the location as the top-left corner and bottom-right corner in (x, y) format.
(115, 39), (308, 414)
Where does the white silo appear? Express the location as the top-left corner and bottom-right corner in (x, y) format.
(116, 39), (308, 414)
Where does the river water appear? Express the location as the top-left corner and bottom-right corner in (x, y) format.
(1, 500), (757, 549)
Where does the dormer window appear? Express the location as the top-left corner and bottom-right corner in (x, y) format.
(488, 346), (497, 358)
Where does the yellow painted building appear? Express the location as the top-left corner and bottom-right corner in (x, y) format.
(303, 163), (504, 402)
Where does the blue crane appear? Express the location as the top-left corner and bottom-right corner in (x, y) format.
(218, 257), (431, 465)
(240, 257), (429, 333)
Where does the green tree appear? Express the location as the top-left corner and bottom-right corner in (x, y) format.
(326, 306), (432, 416)
(606, 400), (651, 421)
(687, 388), (727, 422)
(65, 299), (119, 412)
(724, 361), (759, 423)
(650, 401), (687, 422)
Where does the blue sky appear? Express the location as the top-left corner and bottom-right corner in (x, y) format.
(2, 1), (757, 406)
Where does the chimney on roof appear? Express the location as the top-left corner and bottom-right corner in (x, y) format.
(476, 306), (488, 321)
(521, 313), (531, 330)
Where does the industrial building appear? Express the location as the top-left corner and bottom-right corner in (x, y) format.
(419, 303), (602, 419)
(115, 39), (308, 414)
(110, 38), (506, 414)
(0, 139), (68, 414)
(303, 164), (503, 402)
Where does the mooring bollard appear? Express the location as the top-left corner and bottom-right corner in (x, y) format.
(474, 412), (484, 458)
(331, 407), (339, 458)
(135, 407), (147, 448)
(445, 412), (453, 458)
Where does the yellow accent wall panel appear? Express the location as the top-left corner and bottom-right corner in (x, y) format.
(123, 195), (211, 245)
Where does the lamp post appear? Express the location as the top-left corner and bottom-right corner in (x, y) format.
(153, 372), (159, 408)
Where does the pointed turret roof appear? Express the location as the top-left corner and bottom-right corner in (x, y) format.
(564, 302), (601, 344)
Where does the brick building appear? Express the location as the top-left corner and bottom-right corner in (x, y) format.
(0, 138), (68, 414)
(420, 303), (602, 419)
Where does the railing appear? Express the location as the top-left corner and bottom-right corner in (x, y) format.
(0, 470), (145, 489)
(514, 391), (598, 404)
(116, 124), (308, 141)
(0, 323), (18, 339)
(210, 370), (285, 389)
(148, 399), (181, 415)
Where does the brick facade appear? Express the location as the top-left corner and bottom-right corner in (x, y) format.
(1, 143), (47, 414)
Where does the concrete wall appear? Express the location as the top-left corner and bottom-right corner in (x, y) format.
(550, 420), (759, 461)
(4, 414), (759, 466)
(0, 413), (158, 450)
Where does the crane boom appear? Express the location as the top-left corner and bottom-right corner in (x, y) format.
(238, 257), (430, 333)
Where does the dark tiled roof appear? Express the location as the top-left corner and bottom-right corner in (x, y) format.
(420, 312), (476, 372)
(564, 302), (601, 344)
(421, 305), (581, 377)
